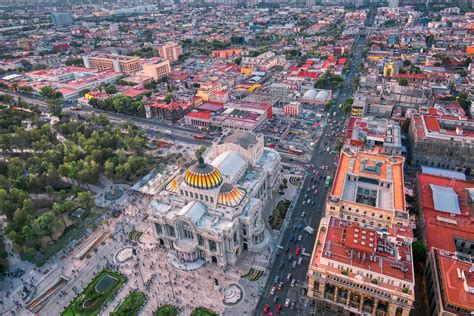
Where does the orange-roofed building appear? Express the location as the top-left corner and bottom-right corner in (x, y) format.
(326, 150), (409, 228)
(426, 248), (474, 316)
(307, 216), (415, 316)
(416, 173), (474, 253)
(408, 113), (474, 173)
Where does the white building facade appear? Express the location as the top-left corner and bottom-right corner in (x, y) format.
(149, 131), (280, 268)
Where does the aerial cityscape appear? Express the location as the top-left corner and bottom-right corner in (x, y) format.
(0, 0), (473, 315)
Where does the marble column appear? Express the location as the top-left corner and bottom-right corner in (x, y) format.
(334, 286), (339, 303)
(372, 298), (379, 316)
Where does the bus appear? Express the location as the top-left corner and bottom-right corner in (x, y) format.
(325, 176), (332, 188)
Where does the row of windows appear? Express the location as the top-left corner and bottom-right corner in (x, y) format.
(341, 205), (391, 221)
(180, 189), (214, 203)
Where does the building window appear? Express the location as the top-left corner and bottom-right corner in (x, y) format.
(197, 234), (204, 246)
(155, 223), (163, 235)
(166, 224), (175, 237)
(209, 240), (217, 252)
(210, 197), (214, 203)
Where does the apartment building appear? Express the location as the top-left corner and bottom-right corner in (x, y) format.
(143, 58), (171, 81)
(82, 54), (142, 75)
(158, 42), (183, 62)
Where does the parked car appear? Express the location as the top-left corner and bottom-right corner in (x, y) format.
(284, 298), (290, 307)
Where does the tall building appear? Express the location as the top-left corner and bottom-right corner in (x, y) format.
(389, 0), (399, 8)
(158, 42), (183, 63)
(409, 113), (474, 173)
(413, 170), (474, 315)
(148, 131), (280, 267)
(307, 216), (415, 316)
(82, 54), (142, 75)
(51, 12), (73, 28)
(325, 150), (409, 228)
(142, 58), (171, 81)
(425, 248), (474, 316)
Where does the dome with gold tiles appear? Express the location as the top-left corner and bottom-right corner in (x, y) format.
(166, 175), (181, 193)
(184, 158), (223, 190)
(218, 183), (246, 207)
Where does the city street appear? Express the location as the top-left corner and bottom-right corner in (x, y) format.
(254, 25), (371, 316)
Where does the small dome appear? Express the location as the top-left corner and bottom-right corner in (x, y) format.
(184, 160), (223, 190)
(166, 175), (181, 193)
(218, 183), (246, 207)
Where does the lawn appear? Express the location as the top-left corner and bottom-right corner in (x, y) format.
(61, 270), (126, 316)
(110, 291), (145, 316)
(155, 304), (179, 316)
(192, 307), (218, 316)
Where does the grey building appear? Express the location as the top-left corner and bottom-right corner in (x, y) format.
(51, 12), (73, 28)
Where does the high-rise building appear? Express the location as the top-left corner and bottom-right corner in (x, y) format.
(325, 150), (409, 228)
(307, 216), (415, 316)
(51, 12), (74, 28)
(158, 42), (183, 63)
(82, 54), (142, 75)
(143, 58), (171, 81)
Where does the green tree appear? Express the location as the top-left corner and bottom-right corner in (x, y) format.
(32, 211), (58, 241)
(47, 98), (62, 117)
(412, 240), (427, 264)
(398, 78), (409, 86)
(77, 191), (94, 211)
(39, 86), (62, 99)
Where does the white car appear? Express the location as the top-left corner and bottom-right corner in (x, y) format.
(284, 298), (291, 307)
(270, 286), (276, 295)
(290, 279), (296, 287)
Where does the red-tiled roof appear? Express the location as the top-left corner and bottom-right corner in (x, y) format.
(418, 173), (474, 252)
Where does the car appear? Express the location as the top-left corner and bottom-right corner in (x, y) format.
(270, 286), (276, 295)
(295, 247), (301, 255)
(314, 189), (318, 194)
(306, 198), (311, 204)
(302, 201), (306, 206)
(276, 304), (282, 313)
(278, 281), (284, 290)
(291, 278), (296, 287)
(264, 304), (270, 313)
(286, 273), (292, 282)
(301, 211), (306, 217)
(288, 254), (293, 261)
(279, 261), (285, 269)
(289, 234), (294, 241)
(273, 296), (279, 303)
(276, 250), (281, 257)
(311, 201), (316, 206)
(286, 247), (290, 253)
(290, 300), (296, 309)
(304, 194), (308, 199)
(298, 257), (303, 265)
(298, 235), (302, 242)
(284, 298), (291, 307)
(292, 261), (297, 269)
(312, 185), (315, 190)
(297, 224), (302, 230)
(302, 247), (306, 254)
(274, 275), (280, 283)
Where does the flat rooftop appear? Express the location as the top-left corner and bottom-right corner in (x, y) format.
(433, 249), (474, 313)
(312, 217), (414, 284)
(331, 150), (405, 212)
(418, 173), (474, 253)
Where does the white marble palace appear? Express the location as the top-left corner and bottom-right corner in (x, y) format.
(149, 131), (281, 268)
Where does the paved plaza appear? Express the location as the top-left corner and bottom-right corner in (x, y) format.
(0, 176), (294, 316)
